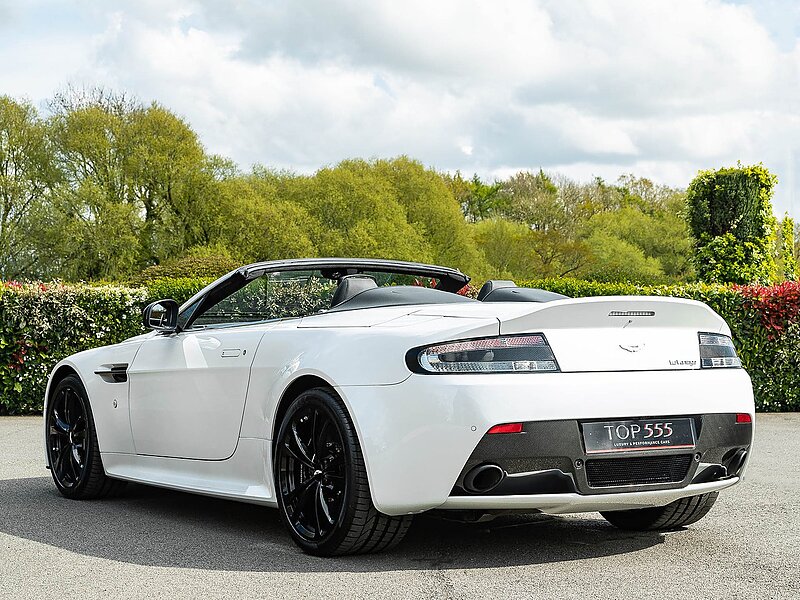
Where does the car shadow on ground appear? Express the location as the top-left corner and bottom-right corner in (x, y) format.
(0, 477), (666, 572)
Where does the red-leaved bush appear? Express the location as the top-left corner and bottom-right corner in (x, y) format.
(735, 281), (800, 335)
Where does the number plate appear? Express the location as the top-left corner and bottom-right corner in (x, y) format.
(582, 418), (696, 454)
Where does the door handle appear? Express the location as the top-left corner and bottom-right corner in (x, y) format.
(221, 349), (242, 358)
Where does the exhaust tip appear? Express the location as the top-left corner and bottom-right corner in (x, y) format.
(722, 448), (748, 477)
(463, 464), (506, 494)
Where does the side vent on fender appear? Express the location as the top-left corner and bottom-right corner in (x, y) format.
(94, 364), (129, 383)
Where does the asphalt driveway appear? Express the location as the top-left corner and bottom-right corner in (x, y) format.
(1, 414), (797, 599)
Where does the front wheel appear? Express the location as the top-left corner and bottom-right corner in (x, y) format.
(274, 387), (412, 555)
(601, 492), (719, 531)
(46, 375), (125, 499)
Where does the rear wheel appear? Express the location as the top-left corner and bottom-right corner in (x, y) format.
(46, 375), (125, 499)
(274, 387), (412, 555)
(601, 492), (719, 531)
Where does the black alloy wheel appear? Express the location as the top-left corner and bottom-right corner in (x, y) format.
(277, 400), (347, 540)
(46, 375), (124, 499)
(48, 381), (89, 489)
(274, 387), (412, 556)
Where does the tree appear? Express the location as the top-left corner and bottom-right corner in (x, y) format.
(265, 159), (435, 263)
(210, 175), (318, 262)
(471, 219), (536, 279)
(0, 97), (58, 278)
(471, 218), (590, 280)
(580, 230), (665, 283)
(686, 164), (778, 284)
(124, 104), (224, 259)
(44, 88), (221, 276)
(776, 215), (797, 281)
(36, 182), (142, 280)
(445, 172), (504, 223)
(373, 158), (486, 273)
(583, 205), (693, 281)
(497, 169), (565, 230)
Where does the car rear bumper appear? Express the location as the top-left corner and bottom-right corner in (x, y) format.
(337, 369), (755, 516)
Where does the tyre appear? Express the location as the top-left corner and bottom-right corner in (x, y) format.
(600, 492), (719, 531)
(274, 387), (412, 556)
(46, 375), (125, 499)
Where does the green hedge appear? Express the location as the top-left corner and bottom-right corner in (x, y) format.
(0, 278), (210, 414)
(142, 277), (212, 305)
(1, 277), (797, 414)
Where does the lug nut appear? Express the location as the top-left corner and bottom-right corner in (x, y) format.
(694, 453), (702, 462)
(575, 459), (584, 469)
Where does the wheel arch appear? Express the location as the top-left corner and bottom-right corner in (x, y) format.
(45, 363), (85, 410)
(271, 374), (337, 442)
(49, 364), (80, 389)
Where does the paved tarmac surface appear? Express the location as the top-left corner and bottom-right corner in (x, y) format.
(0, 414), (797, 599)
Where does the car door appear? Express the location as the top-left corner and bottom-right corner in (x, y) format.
(127, 269), (335, 460)
(127, 327), (266, 459)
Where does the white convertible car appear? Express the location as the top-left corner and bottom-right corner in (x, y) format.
(44, 258), (754, 555)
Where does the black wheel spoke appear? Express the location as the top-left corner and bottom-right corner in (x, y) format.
(68, 451), (80, 481)
(291, 422), (314, 465)
(317, 482), (334, 526)
(63, 391), (73, 426)
(290, 477), (318, 523)
(285, 475), (316, 504)
(309, 409), (319, 458)
(73, 414), (86, 433)
(316, 419), (330, 453)
(313, 481), (324, 536)
(283, 440), (314, 469)
(53, 412), (71, 434)
(54, 444), (69, 478)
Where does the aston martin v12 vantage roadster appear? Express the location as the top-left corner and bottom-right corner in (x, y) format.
(44, 258), (754, 555)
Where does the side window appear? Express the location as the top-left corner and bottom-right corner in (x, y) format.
(190, 270), (336, 328)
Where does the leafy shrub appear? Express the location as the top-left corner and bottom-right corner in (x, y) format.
(0, 282), (147, 414)
(132, 255), (239, 284)
(686, 164), (778, 284)
(143, 277), (212, 305)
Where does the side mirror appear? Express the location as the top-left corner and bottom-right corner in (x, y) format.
(143, 299), (180, 332)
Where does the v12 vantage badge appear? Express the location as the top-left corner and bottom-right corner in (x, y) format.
(670, 359), (698, 367)
(43, 259), (755, 556)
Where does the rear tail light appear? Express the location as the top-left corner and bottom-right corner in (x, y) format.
(736, 413), (752, 424)
(411, 334), (559, 374)
(698, 333), (742, 368)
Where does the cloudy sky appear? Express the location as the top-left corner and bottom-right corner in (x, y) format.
(2, 0), (799, 216)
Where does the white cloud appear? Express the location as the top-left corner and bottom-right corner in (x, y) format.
(0, 0), (799, 216)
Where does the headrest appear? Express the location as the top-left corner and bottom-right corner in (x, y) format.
(476, 280), (517, 301)
(330, 275), (378, 308)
